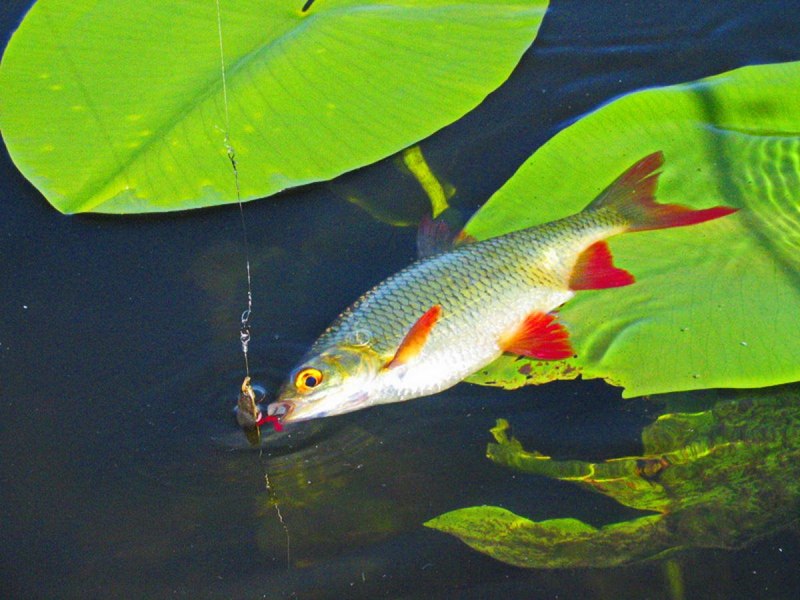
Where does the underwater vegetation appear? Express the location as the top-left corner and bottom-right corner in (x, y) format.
(426, 384), (800, 568)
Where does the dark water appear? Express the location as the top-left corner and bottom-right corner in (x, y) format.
(1, 1), (798, 598)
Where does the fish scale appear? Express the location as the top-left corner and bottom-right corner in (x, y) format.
(316, 212), (622, 350)
(288, 211), (627, 412)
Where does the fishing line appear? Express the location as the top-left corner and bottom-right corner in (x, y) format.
(214, 0), (253, 377)
(262, 452), (292, 568)
(214, 0), (291, 569)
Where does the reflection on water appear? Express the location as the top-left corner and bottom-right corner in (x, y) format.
(142, 340), (458, 561)
(428, 385), (800, 569)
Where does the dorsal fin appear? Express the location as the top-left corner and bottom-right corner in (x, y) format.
(416, 208), (470, 259)
(417, 215), (457, 259)
(385, 305), (443, 369)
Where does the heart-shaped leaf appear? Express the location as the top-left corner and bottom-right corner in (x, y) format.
(0, 0), (548, 213)
(464, 61), (800, 397)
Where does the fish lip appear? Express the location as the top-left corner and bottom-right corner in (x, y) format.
(266, 400), (294, 421)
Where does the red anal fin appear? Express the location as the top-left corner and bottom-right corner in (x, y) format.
(569, 240), (635, 291)
(385, 305), (443, 369)
(500, 312), (574, 360)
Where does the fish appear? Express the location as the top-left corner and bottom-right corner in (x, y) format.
(267, 152), (736, 424)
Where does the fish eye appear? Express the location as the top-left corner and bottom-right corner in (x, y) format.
(294, 367), (323, 392)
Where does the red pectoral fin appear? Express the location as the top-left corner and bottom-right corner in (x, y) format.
(385, 305), (443, 369)
(569, 240), (635, 291)
(500, 312), (574, 360)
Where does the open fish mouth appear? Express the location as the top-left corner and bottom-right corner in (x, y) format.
(266, 400), (294, 421)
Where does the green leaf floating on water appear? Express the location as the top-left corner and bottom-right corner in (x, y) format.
(464, 61), (800, 397)
(0, 0), (548, 214)
(426, 385), (800, 568)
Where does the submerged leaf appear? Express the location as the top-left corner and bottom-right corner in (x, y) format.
(426, 507), (667, 569)
(0, 0), (548, 213)
(464, 61), (800, 396)
(427, 385), (800, 568)
(402, 146), (454, 220)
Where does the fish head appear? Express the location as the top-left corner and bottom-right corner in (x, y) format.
(267, 344), (385, 423)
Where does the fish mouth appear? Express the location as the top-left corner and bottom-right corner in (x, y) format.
(266, 400), (295, 421)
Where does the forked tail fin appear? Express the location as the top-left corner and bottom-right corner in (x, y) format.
(588, 151), (737, 232)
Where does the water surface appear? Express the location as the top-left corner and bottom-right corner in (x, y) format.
(1, 1), (798, 598)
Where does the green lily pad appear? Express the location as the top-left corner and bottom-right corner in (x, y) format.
(464, 61), (800, 397)
(0, 0), (548, 214)
(425, 385), (800, 568)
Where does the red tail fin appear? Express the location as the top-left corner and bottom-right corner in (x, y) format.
(626, 203), (737, 232)
(589, 151), (737, 232)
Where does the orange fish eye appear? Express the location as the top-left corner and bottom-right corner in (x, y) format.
(294, 367), (323, 392)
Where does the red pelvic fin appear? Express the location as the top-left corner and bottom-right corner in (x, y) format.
(589, 151), (737, 231)
(500, 312), (574, 360)
(569, 240), (635, 291)
(385, 304), (443, 369)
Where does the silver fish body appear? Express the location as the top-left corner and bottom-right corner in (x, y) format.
(268, 152), (735, 423)
(274, 212), (625, 420)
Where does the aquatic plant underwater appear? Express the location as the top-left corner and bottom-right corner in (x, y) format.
(427, 385), (800, 567)
(1, 0), (798, 575)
